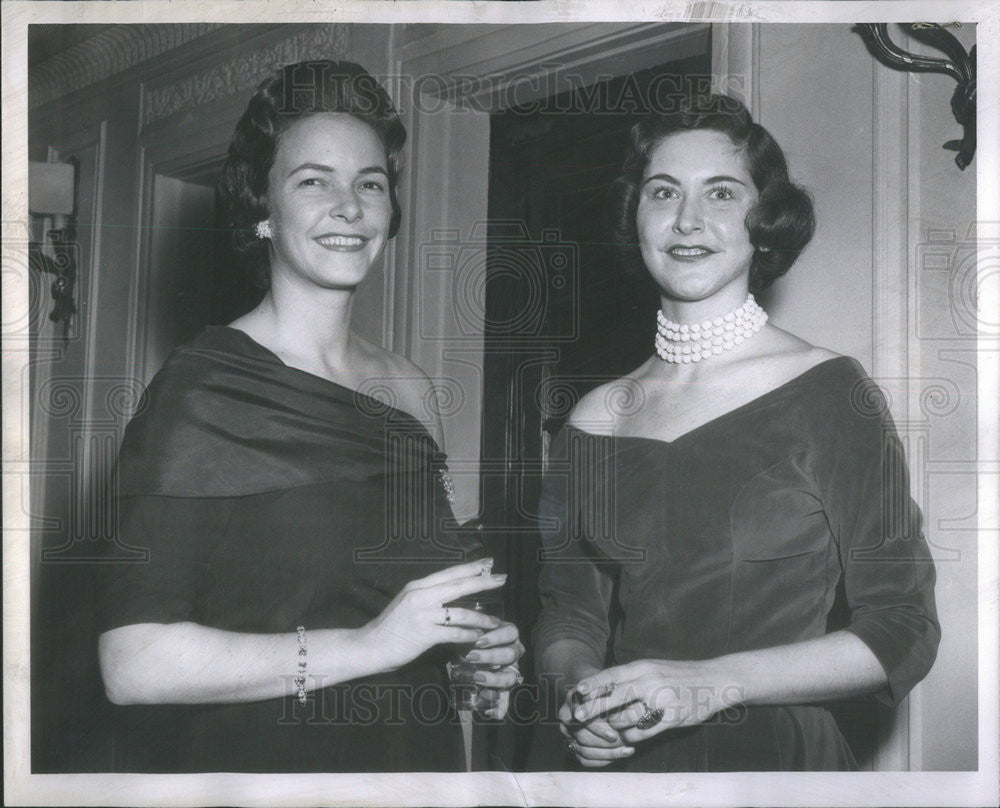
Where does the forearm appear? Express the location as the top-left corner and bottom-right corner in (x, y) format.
(708, 630), (888, 707)
(99, 621), (390, 705)
(538, 637), (604, 698)
(574, 630), (890, 738)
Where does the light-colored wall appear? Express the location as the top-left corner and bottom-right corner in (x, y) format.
(905, 24), (978, 772)
(755, 25), (875, 367)
(398, 104), (490, 522)
(750, 23), (977, 771)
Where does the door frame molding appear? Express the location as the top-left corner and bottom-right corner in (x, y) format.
(391, 22), (711, 519)
(391, 21), (712, 355)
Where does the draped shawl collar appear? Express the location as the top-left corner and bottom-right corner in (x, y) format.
(116, 327), (442, 498)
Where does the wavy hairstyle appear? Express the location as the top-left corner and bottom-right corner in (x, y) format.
(218, 60), (406, 288)
(610, 94), (814, 294)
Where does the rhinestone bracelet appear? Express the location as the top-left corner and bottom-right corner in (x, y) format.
(294, 625), (307, 704)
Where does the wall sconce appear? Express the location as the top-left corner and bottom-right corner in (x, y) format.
(29, 159), (78, 339)
(854, 23), (976, 170)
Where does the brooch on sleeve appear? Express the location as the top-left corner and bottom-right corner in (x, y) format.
(437, 467), (456, 507)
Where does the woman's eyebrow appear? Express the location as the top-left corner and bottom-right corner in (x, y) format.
(287, 163), (389, 178)
(703, 174), (748, 187)
(288, 162), (333, 177)
(641, 172), (749, 188)
(642, 172), (680, 187)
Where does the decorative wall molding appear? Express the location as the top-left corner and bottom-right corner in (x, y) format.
(142, 25), (349, 126)
(398, 22), (709, 110)
(30, 24), (224, 109)
(871, 64), (910, 393)
(710, 22), (760, 112)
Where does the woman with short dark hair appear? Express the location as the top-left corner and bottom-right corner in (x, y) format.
(98, 60), (523, 772)
(221, 60), (407, 288)
(534, 94), (939, 771)
(609, 96), (815, 295)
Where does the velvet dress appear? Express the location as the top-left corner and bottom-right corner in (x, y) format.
(100, 326), (475, 772)
(534, 357), (940, 771)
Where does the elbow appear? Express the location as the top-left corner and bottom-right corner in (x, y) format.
(900, 607), (942, 686)
(101, 674), (148, 707)
(100, 667), (138, 706)
(102, 680), (138, 707)
(914, 613), (942, 685)
(98, 627), (165, 705)
(98, 632), (139, 705)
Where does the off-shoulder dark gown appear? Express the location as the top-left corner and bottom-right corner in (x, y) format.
(100, 327), (473, 772)
(534, 357), (939, 771)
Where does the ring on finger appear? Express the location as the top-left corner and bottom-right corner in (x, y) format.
(503, 665), (524, 686)
(635, 701), (664, 730)
(565, 738), (578, 754)
(443, 607), (451, 625)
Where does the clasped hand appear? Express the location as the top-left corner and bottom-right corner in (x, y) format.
(361, 559), (524, 717)
(560, 659), (739, 766)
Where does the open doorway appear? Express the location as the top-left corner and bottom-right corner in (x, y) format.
(480, 53), (711, 770)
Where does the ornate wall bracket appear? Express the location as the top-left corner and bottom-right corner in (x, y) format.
(854, 23), (976, 170)
(29, 157), (79, 342)
(30, 231), (78, 342)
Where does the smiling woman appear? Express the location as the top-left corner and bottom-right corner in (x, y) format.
(636, 130), (760, 307)
(262, 113), (392, 293)
(95, 60), (524, 773)
(534, 94), (939, 772)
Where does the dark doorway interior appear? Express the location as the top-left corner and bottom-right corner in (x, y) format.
(480, 52), (712, 770)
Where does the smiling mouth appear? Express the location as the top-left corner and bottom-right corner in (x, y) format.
(666, 245), (716, 261)
(315, 234), (369, 250)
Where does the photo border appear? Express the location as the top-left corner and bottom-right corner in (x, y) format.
(3, 2), (997, 806)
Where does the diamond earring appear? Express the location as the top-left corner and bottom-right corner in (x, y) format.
(255, 220), (273, 240)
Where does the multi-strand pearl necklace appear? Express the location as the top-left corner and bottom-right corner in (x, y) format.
(654, 294), (768, 364)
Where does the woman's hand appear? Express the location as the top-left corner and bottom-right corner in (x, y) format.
(571, 659), (739, 745)
(553, 663), (634, 767)
(459, 619), (525, 719)
(358, 559), (508, 674)
(566, 635), (888, 747)
(558, 698), (636, 767)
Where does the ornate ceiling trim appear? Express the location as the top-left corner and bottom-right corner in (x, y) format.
(142, 25), (349, 126)
(29, 24), (225, 109)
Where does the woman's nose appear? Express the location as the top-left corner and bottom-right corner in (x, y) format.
(671, 196), (703, 235)
(328, 186), (362, 222)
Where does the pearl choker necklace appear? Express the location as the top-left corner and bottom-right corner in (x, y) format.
(655, 294), (768, 363)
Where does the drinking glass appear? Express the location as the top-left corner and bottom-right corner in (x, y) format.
(445, 594), (505, 718)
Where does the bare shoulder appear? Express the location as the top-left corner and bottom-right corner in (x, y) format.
(567, 384), (619, 435)
(566, 360), (654, 435)
(357, 338), (444, 446)
(760, 324), (841, 373)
